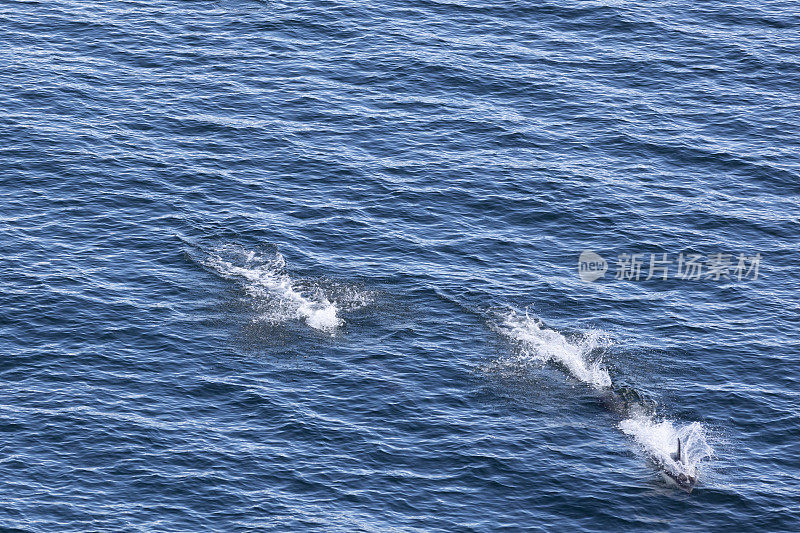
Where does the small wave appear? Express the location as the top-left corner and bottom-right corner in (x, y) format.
(619, 415), (714, 479)
(201, 244), (368, 334)
(498, 311), (612, 389)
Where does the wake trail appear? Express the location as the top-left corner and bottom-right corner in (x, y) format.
(493, 308), (713, 490)
(194, 243), (372, 335)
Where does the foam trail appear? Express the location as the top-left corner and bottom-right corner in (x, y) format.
(499, 311), (612, 389)
(495, 308), (713, 490)
(203, 245), (342, 334)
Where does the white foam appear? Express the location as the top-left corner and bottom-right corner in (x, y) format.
(619, 415), (713, 477)
(203, 245), (344, 334)
(496, 309), (714, 488)
(499, 311), (612, 389)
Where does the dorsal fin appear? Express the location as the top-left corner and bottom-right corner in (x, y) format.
(676, 438), (682, 464)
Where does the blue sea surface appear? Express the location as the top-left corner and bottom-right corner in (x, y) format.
(1, 0), (799, 531)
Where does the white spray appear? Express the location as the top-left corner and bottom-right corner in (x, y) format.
(496, 309), (713, 488)
(203, 245), (343, 334)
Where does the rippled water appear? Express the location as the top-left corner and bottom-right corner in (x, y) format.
(1, 0), (799, 531)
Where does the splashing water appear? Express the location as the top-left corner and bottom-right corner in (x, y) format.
(619, 416), (714, 479)
(496, 309), (714, 489)
(202, 244), (345, 334)
(498, 311), (612, 389)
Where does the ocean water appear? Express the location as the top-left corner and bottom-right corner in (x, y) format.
(1, 0), (799, 531)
